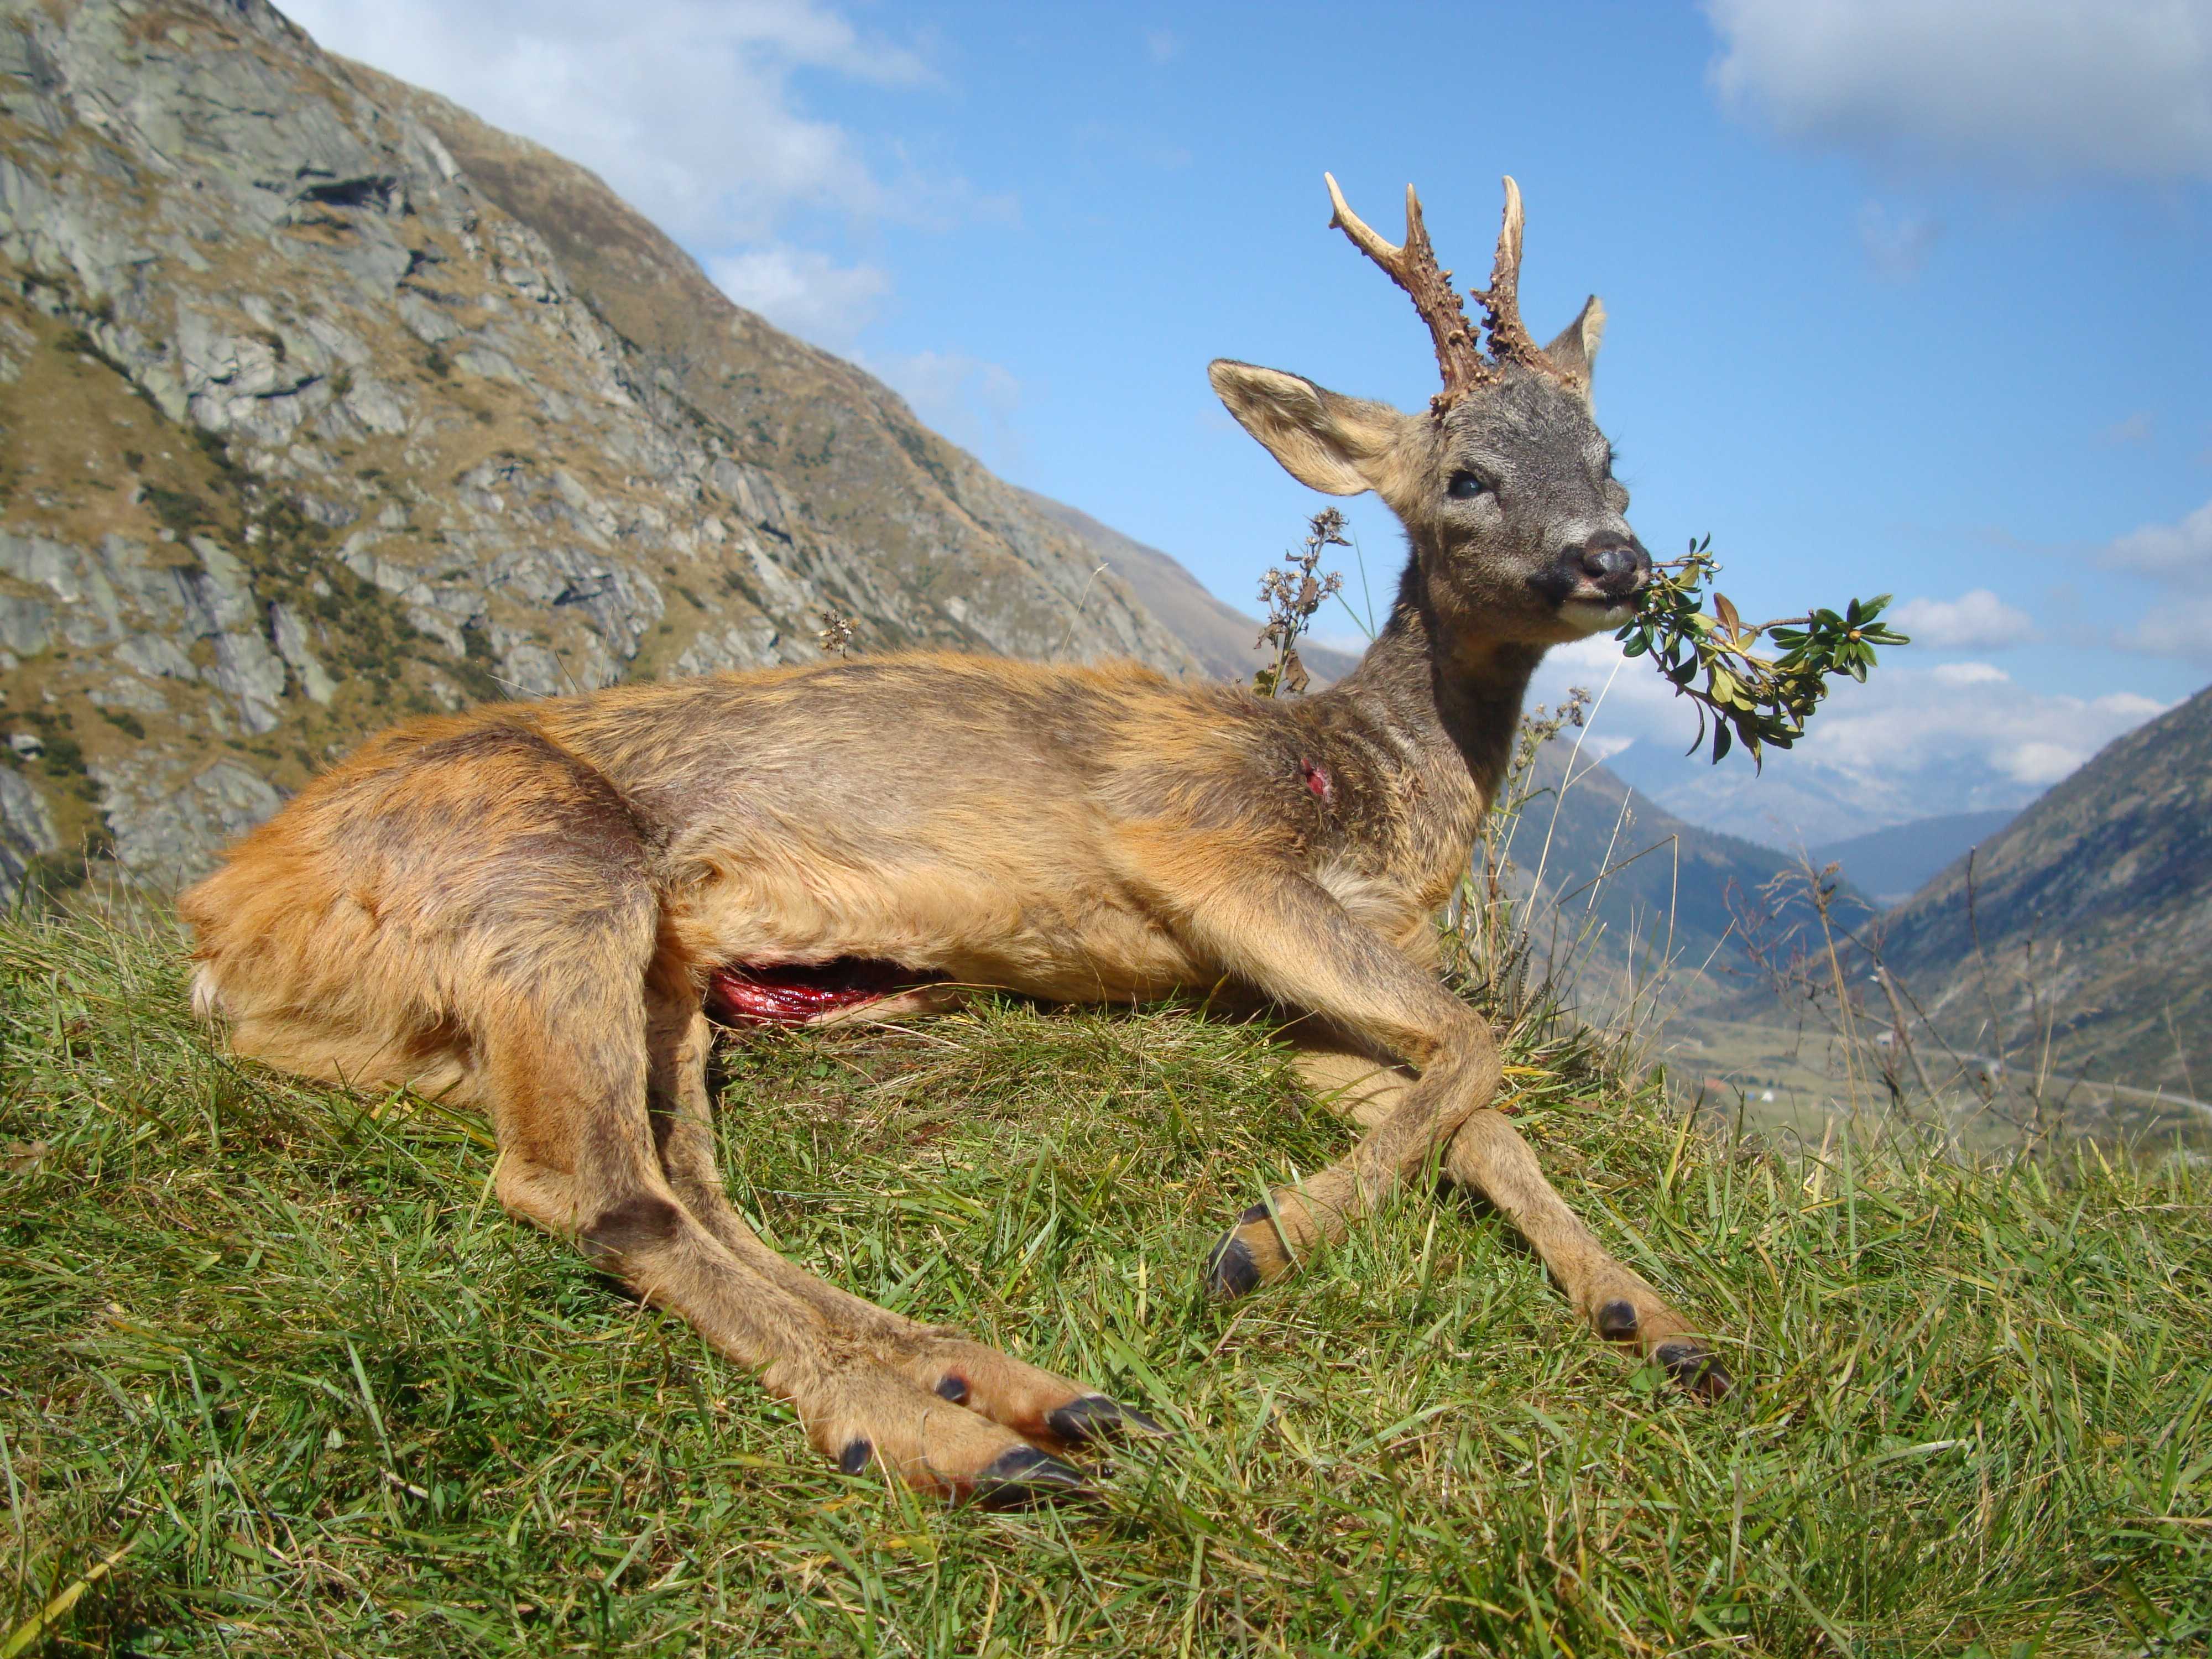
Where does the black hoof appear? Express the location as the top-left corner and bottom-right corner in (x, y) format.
(1202, 1233), (1261, 1300)
(1595, 1300), (1640, 1340)
(935, 1374), (969, 1404)
(838, 1437), (874, 1474)
(1237, 1200), (1274, 1227)
(1655, 1340), (1733, 1401)
(972, 1444), (1094, 1509)
(1046, 1394), (1171, 1446)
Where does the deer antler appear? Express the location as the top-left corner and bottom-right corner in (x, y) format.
(1325, 173), (1488, 409)
(1325, 173), (1570, 410)
(1473, 176), (1546, 375)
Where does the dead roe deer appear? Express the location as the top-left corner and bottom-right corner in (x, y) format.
(182, 175), (1729, 1506)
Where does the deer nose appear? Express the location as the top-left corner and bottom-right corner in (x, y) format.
(1578, 543), (1648, 595)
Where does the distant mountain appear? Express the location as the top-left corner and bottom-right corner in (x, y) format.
(1016, 491), (1361, 686)
(1485, 739), (1871, 1014)
(1879, 684), (2212, 1092)
(1813, 808), (2020, 907)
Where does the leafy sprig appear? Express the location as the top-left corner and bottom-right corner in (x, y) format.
(1615, 536), (1910, 765)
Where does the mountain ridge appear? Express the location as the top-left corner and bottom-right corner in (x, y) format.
(1812, 807), (2020, 907)
(1877, 683), (2212, 1091)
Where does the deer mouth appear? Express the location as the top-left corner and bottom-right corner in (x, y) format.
(1558, 592), (1640, 635)
(1536, 565), (1646, 633)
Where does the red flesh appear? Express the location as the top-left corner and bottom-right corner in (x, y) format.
(705, 958), (945, 1026)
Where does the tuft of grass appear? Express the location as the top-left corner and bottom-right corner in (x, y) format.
(2, 909), (2208, 1656)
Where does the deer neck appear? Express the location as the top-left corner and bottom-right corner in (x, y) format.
(1321, 562), (1543, 883)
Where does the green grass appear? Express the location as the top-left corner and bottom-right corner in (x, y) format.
(2, 909), (2208, 1657)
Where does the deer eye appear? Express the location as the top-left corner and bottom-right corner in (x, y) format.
(1446, 472), (1489, 499)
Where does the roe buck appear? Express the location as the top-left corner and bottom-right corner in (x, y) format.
(182, 174), (1729, 1506)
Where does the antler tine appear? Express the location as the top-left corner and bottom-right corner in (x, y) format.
(1324, 171), (1406, 274)
(1474, 174), (1543, 370)
(1324, 171), (1490, 409)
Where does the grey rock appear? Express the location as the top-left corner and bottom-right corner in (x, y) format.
(85, 674), (169, 713)
(0, 766), (60, 902)
(269, 601), (336, 702)
(91, 752), (285, 888)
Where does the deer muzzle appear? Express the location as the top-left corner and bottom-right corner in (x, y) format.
(1537, 538), (1651, 635)
(1573, 541), (1650, 600)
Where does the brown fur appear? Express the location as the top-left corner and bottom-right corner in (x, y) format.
(183, 182), (1729, 1501)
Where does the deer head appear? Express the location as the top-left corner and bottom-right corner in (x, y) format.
(1212, 175), (1647, 653)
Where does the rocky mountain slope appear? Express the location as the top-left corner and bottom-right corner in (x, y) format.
(1878, 684), (2211, 1092)
(0, 0), (1195, 895)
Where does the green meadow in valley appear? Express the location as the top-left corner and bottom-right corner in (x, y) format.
(2, 909), (2208, 1656)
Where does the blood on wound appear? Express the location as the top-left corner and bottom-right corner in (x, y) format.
(706, 958), (943, 1026)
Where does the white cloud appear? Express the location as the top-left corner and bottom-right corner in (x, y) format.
(1856, 201), (1942, 279)
(1928, 660), (2012, 686)
(283, 0), (962, 247)
(2105, 497), (2212, 580)
(707, 247), (892, 353)
(2101, 497), (2212, 661)
(870, 349), (1026, 469)
(1705, 0), (2212, 181)
(2100, 411), (2156, 447)
(1533, 634), (2170, 841)
(2117, 593), (2212, 660)
(1890, 589), (2040, 650)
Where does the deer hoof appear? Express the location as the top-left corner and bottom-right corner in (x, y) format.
(1202, 1233), (1261, 1299)
(1595, 1299), (1640, 1340)
(1655, 1340), (1733, 1401)
(971, 1444), (1094, 1508)
(1046, 1395), (1170, 1446)
(837, 1437), (874, 1474)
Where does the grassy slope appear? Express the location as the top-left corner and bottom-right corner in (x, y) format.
(2, 911), (2208, 1657)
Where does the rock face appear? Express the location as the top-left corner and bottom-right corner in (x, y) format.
(0, 0), (1198, 895)
(1880, 684), (2212, 1092)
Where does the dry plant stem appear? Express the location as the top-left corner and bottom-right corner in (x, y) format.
(1254, 509), (1347, 698)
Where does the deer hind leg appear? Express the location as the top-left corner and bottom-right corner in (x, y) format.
(1281, 1033), (1729, 1396)
(644, 963), (1166, 1460)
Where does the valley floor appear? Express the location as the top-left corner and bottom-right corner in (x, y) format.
(3, 911), (2208, 1656)
(1662, 1012), (2212, 1160)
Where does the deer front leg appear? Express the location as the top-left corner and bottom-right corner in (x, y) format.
(1141, 861), (1504, 1285)
(1441, 1114), (1730, 1396)
(1162, 863), (1729, 1397)
(1281, 1036), (1728, 1394)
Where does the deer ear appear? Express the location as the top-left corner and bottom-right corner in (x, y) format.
(1207, 360), (1405, 497)
(1544, 295), (1605, 387)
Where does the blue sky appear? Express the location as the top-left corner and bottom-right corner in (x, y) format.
(285, 0), (2212, 842)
